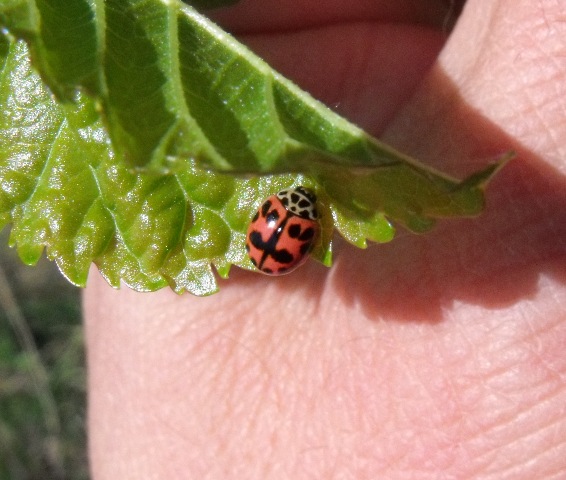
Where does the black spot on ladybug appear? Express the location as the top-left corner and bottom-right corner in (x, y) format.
(251, 212), (259, 223)
(299, 227), (315, 241)
(298, 199), (310, 208)
(271, 248), (294, 264)
(291, 193), (300, 204)
(249, 230), (265, 249)
(260, 200), (272, 217)
(287, 223), (302, 238)
(262, 267), (273, 274)
(245, 243), (250, 252)
(266, 209), (280, 224)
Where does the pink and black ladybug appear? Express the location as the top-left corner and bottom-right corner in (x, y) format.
(246, 187), (320, 275)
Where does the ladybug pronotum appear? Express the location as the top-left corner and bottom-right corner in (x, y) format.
(246, 187), (320, 275)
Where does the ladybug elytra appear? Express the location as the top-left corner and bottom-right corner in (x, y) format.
(246, 187), (320, 275)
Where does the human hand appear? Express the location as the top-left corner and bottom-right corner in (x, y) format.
(84, 1), (566, 478)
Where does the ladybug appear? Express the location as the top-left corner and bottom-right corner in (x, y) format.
(246, 186), (320, 275)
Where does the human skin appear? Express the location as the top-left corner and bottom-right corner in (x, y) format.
(84, 0), (566, 478)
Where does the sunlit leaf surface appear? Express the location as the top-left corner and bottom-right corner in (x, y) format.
(0, 1), (507, 295)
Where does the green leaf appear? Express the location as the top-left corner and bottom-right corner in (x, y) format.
(0, 35), (322, 295)
(0, 1), (509, 295)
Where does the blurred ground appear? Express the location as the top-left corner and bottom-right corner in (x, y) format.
(0, 229), (88, 480)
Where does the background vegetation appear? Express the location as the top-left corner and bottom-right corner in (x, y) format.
(0, 232), (87, 480)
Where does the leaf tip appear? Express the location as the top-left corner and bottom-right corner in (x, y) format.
(459, 151), (515, 191)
